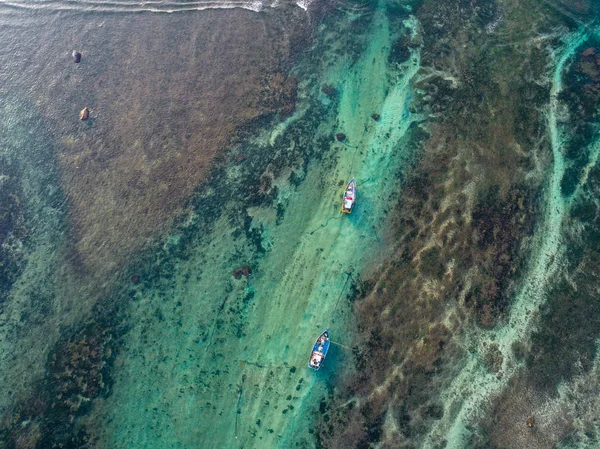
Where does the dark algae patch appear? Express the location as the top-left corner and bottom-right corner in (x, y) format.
(315, 0), (600, 448)
(0, 308), (121, 449)
(469, 185), (537, 327)
(0, 161), (28, 308)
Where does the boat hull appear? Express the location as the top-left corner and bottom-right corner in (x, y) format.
(342, 179), (356, 214)
(308, 330), (330, 370)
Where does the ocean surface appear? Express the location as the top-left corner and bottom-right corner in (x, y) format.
(1, 0), (600, 448)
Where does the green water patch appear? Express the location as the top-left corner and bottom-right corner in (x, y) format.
(82, 6), (423, 449)
(0, 94), (127, 448)
(0, 95), (76, 417)
(0, 161), (28, 306)
(0, 97), (63, 302)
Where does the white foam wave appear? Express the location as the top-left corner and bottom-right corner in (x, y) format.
(294, 0), (312, 11)
(0, 0), (315, 13)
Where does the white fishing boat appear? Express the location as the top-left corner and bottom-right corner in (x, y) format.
(341, 178), (356, 214)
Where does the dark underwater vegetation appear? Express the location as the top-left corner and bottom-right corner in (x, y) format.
(1, 0), (600, 448)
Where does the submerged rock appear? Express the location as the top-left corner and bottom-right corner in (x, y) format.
(265, 72), (297, 121)
(372, 113), (380, 121)
(336, 133), (346, 141)
(582, 47), (595, 57)
(321, 83), (338, 98)
(526, 416), (535, 428)
(79, 107), (90, 121)
(233, 266), (252, 279)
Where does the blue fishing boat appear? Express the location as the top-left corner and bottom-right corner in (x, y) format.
(308, 330), (330, 370)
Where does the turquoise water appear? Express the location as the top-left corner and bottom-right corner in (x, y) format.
(2, 0), (600, 448)
(0, 1), (422, 447)
(86, 8), (422, 449)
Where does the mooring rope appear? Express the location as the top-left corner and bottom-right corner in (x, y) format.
(234, 374), (247, 440)
(332, 271), (353, 317)
(308, 214), (342, 235)
(329, 340), (352, 350)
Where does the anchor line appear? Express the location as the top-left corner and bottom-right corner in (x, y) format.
(331, 271), (353, 318)
(314, 272), (353, 357)
(307, 120), (374, 236)
(343, 127), (367, 182)
(201, 295), (230, 358)
(308, 214), (342, 235)
(329, 340), (352, 350)
(234, 374), (247, 440)
(344, 140), (361, 181)
(356, 176), (373, 185)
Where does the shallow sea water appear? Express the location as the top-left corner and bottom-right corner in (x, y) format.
(86, 7), (423, 448)
(2, 0), (600, 448)
(0, 0), (421, 446)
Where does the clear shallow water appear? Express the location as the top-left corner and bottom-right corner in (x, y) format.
(2, 0), (600, 448)
(0, 0), (421, 446)
(0, 1), (318, 445)
(86, 8), (422, 449)
(0, 3), (305, 422)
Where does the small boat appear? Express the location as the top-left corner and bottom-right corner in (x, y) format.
(308, 329), (330, 371)
(341, 178), (356, 214)
(72, 51), (82, 63)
